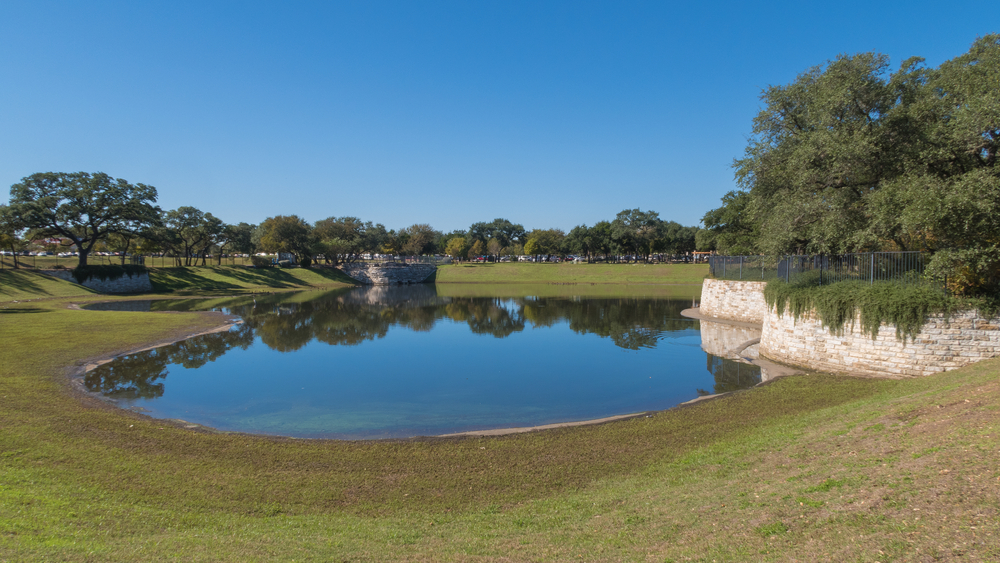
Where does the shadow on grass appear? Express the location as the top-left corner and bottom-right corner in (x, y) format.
(149, 266), (358, 292)
(0, 270), (52, 296)
(0, 308), (46, 314)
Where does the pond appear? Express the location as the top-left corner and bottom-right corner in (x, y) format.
(84, 284), (761, 439)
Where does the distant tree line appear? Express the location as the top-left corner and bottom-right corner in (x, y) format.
(700, 35), (999, 295)
(1, 172), (701, 268)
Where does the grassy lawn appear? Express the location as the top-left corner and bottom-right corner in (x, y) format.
(1, 270), (998, 561)
(148, 265), (357, 294)
(435, 262), (709, 284)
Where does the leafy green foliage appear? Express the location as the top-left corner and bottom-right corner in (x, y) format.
(711, 35), (1000, 294)
(250, 255), (273, 268)
(764, 277), (954, 341)
(7, 171), (161, 268)
(256, 215), (314, 262)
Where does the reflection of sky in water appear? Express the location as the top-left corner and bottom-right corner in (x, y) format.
(85, 288), (760, 439)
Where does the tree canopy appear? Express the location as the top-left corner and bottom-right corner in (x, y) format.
(7, 172), (161, 267)
(705, 35), (1000, 294)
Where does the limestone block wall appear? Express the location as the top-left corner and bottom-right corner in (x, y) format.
(42, 269), (152, 293)
(699, 279), (768, 324)
(759, 309), (1000, 377)
(339, 263), (437, 285)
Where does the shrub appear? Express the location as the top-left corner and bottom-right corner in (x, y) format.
(764, 277), (954, 342)
(299, 256), (311, 268)
(72, 264), (148, 284)
(278, 260), (292, 268)
(250, 256), (273, 268)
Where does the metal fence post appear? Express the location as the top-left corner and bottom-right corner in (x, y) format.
(870, 253), (875, 285)
(739, 256), (743, 280)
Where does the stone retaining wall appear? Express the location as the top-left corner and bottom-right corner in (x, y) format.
(42, 269), (152, 293)
(699, 278), (768, 324)
(701, 278), (1000, 377)
(339, 263), (437, 285)
(760, 309), (1000, 377)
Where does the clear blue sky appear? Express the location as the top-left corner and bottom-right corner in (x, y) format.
(0, 1), (993, 233)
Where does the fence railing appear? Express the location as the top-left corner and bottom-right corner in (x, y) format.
(708, 252), (928, 285)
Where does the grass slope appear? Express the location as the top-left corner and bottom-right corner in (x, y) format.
(0, 270), (96, 302)
(148, 266), (357, 294)
(435, 262), (708, 284)
(1, 293), (998, 560)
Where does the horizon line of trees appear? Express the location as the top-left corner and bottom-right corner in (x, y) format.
(0, 172), (702, 269)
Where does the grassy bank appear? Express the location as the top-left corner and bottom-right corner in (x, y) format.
(148, 265), (357, 294)
(2, 273), (998, 561)
(435, 262), (708, 284)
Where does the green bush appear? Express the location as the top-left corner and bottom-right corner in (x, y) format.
(299, 256), (312, 268)
(250, 256), (273, 268)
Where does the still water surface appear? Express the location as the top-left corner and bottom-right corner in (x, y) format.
(85, 285), (760, 439)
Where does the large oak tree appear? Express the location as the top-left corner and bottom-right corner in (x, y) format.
(8, 172), (161, 267)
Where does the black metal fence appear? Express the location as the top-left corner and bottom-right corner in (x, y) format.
(708, 252), (927, 285)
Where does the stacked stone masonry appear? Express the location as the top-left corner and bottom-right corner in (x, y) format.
(699, 278), (1000, 377)
(339, 263), (437, 286)
(699, 279), (768, 324)
(760, 309), (1000, 377)
(42, 269), (152, 293)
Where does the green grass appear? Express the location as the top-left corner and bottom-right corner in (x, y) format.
(0, 270), (97, 301)
(2, 273), (999, 560)
(148, 265), (357, 294)
(435, 262), (708, 284)
(434, 282), (702, 300)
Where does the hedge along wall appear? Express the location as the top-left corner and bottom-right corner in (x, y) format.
(699, 278), (1000, 377)
(43, 269), (152, 294)
(699, 279), (768, 324)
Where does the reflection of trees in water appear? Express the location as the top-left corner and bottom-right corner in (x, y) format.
(83, 323), (255, 399)
(93, 291), (699, 392)
(525, 298), (695, 350)
(222, 291), (694, 352)
(700, 355), (762, 395)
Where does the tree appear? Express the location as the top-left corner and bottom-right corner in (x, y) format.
(524, 229), (565, 258)
(564, 225), (593, 261)
(221, 222), (257, 258)
(467, 218), (526, 249)
(700, 191), (758, 254)
(444, 237), (467, 260)
(314, 217), (387, 263)
(7, 172), (161, 267)
(589, 221), (613, 260)
(486, 238), (502, 260)
(611, 209), (661, 261)
(0, 205), (29, 268)
(719, 35), (1000, 292)
(256, 215), (314, 263)
(160, 207), (225, 266)
(401, 224), (438, 255)
(467, 239), (485, 260)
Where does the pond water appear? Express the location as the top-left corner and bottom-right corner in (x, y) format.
(85, 285), (761, 439)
